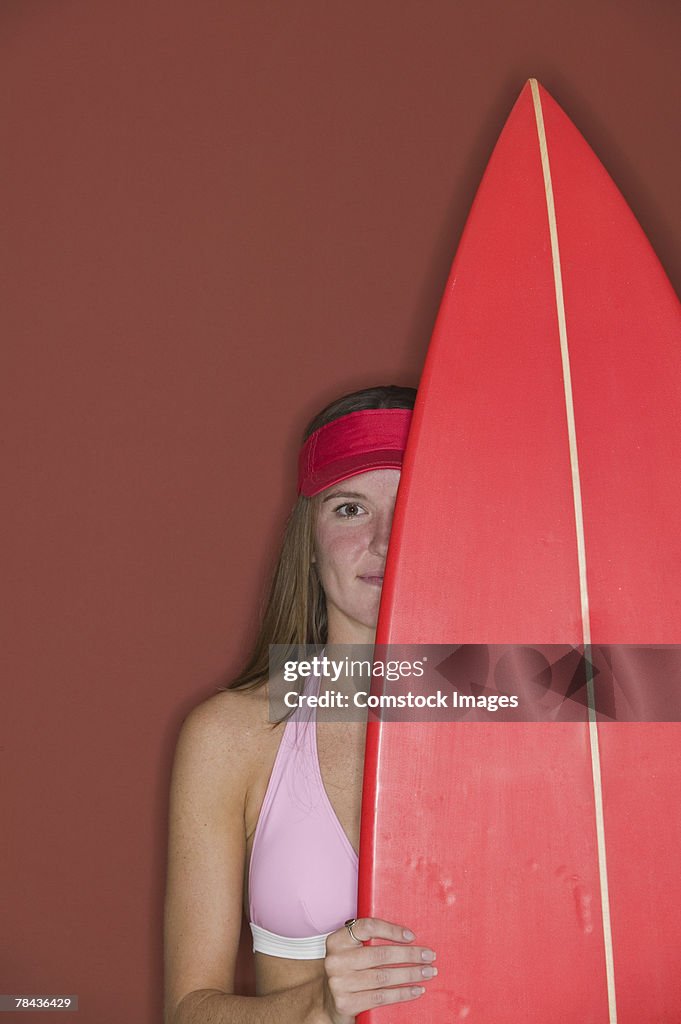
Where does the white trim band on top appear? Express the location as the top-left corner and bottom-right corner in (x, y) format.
(250, 922), (331, 960)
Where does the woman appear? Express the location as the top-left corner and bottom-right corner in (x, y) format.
(164, 385), (438, 1024)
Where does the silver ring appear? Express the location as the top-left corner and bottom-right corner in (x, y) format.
(344, 918), (363, 945)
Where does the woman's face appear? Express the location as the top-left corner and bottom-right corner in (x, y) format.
(313, 468), (400, 645)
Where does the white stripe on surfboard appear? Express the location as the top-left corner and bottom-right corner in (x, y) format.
(530, 78), (618, 1023)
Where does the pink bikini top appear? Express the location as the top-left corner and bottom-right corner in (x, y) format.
(248, 667), (359, 959)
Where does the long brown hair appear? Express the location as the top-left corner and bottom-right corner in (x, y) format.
(223, 384), (417, 693)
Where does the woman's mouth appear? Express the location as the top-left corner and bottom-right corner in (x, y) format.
(359, 575), (384, 586)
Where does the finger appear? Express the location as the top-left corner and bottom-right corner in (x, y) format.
(331, 940), (437, 973)
(345, 962), (438, 994)
(328, 917), (418, 950)
(334, 982), (428, 1017)
(355, 917), (419, 943)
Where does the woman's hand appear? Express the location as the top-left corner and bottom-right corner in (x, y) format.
(321, 917), (437, 1023)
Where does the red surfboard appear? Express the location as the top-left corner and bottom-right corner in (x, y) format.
(359, 80), (681, 1022)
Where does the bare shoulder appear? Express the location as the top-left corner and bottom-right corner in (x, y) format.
(180, 682), (271, 744)
(174, 681), (273, 790)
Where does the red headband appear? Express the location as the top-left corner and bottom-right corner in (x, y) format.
(298, 408), (412, 497)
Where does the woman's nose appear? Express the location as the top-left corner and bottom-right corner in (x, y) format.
(368, 507), (394, 556)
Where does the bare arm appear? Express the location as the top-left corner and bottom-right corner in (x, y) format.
(164, 693), (317, 1023)
(163, 693), (437, 1024)
(170, 979), (325, 1024)
(171, 925), (435, 1024)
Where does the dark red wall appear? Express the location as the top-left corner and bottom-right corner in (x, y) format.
(2, 2), (679, 1020)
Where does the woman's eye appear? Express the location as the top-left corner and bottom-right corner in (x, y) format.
(336, 502), (365, 518)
